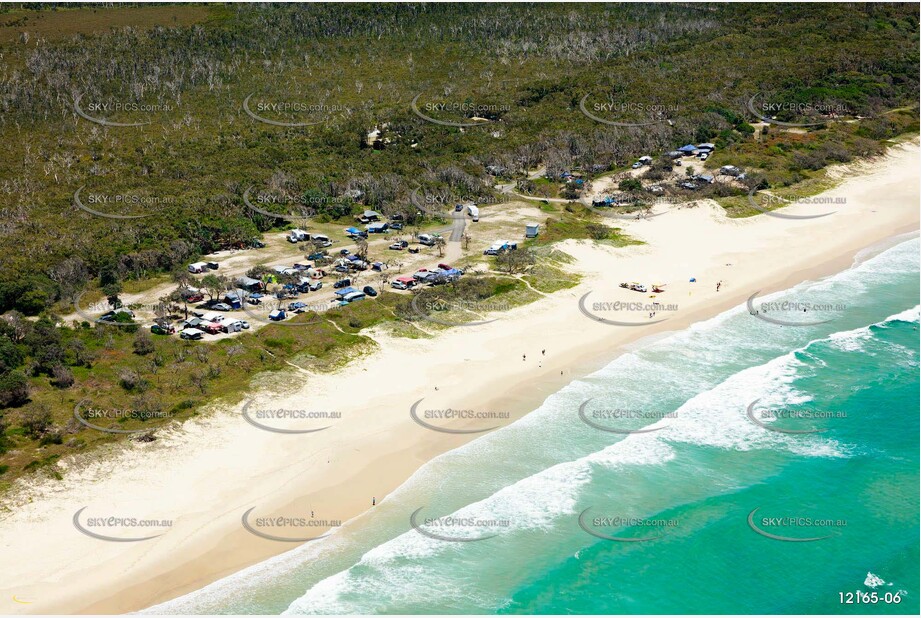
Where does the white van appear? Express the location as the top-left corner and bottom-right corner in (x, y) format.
(418, 234), (437, 246)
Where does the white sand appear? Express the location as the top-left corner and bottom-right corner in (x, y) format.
(1, 141), (918, 614)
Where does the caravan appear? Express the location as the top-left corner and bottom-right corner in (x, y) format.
(288, 229), (309, 243)
(484, 240), (517, 256)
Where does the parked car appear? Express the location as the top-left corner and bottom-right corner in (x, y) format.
(212, 303), (233, 311)
(334, 265), (349, 273)
(362, 286), (378, 297)
(308, 281), (323, 292)
(333, 278), (352, 289)
(307, 252), (326, 261)
(200, 322), (222, 334)
(391, 280), (409, 290)
(339, 248), (351, 255)
(151, 323), (175, 335)
(389, 240), (408, 250)
(288, 301), (308, 313)
(205, 262), (219, 270)
(250, 239), (266, 248)
(454, 204), (464, 212)
(240, 320), (250, 329)
(631, 162), (641, 169)
(389, 222), (404, 230)
(438, 263), (452, 270)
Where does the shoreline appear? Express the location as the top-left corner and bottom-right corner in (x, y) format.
(1, 142), (918, 615)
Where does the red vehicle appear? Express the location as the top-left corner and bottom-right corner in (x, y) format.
(183, 293), (204, 303)
(200, 322), (222, 335)
(438, 263), (451, 270)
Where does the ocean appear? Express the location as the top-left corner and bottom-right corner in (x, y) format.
(146, 235), (920, 615)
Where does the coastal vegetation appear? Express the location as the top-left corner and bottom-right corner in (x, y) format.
(0, 2), (918, 490)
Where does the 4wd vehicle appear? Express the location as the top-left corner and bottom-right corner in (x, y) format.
(389, 222), (404, 230)
(333, 278), (352, 289)
(151, 323), (175, 335)
(362, 286), (378, 297)
(389, 240), (408, 250)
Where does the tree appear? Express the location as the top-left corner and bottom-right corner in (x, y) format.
(434, 236), (446, 258)
(496, 248), (536, 274)
(19, 402), (52, 439)
(201, 274), (229, 301)
(355, 237), (369, 260)
(0, 370), (29, 408)
(133, 330), (155, 355)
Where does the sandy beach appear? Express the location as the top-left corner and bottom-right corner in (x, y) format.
(1, 141), (918, 615)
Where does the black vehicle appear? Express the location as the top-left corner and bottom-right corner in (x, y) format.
(333, 278), (352, 289)
(362, 286), (378, 297)
(454, 204), (463, 212)
(390, 222), (404, 230)
(339, 248), (351, 255)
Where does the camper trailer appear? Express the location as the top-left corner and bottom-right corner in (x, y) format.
(311, 234), (332, 247)
(467, 204), (480, 222)
(288, 229), (309, 243)
(525, 223), (539, 238)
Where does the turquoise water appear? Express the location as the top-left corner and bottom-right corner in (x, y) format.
(147, 236), (919, 615)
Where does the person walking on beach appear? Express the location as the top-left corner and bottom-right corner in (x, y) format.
(542, 349), (546, 356)
(372, 497), (376, 506)
(523, 354), (526, 361)
(716, 281), (722, 292)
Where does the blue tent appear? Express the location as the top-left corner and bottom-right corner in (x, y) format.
(678, 144), (697, 154)
(345, 227), (362, 235)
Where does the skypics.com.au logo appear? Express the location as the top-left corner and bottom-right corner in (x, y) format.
(240, 400), (342, 434)
(73, 94), (175, 127)
(409, 399), (510, 435)
(579, 94), (678, 127)
(578, 507), (678, 542)
(747, 92), (857, 127)
(578, 290), (677, 327)
(241, 506), (341, 542)
(72, 506), (172, 542)
(409, 506), (510, 542)
(243, 93), (344, 127)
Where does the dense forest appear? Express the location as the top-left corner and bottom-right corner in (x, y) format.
(0, 3), (917, 487)
(0, 3), (917, 313)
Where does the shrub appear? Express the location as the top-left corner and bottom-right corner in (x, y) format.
(50, 365), (75, 389)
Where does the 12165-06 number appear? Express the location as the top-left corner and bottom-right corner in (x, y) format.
(839, 591), (901, 605)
